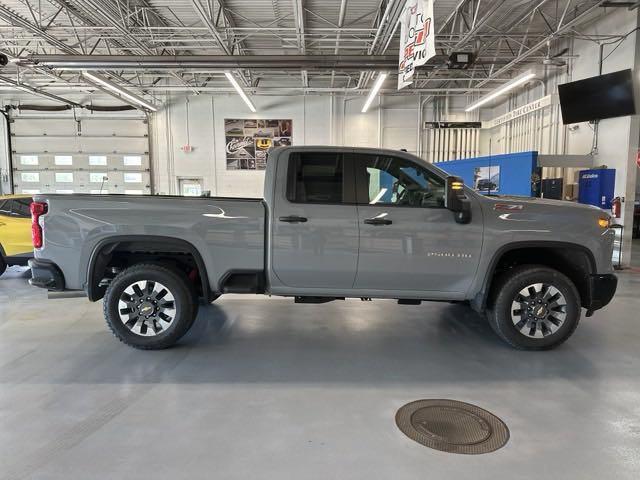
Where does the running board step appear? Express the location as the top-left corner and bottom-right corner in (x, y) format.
(398, 299), (421, 305)
(295, 296), (344, 304)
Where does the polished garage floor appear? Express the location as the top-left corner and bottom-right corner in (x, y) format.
(1, 267), (639, 480)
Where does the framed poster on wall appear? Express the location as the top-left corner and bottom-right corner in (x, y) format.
(224, 118), (293, 170)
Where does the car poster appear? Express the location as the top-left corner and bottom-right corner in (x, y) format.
(225, 118), (293, 170)
(473, 165), (500, 193)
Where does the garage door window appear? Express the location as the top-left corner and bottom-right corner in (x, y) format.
(90, 173), (107, 183)
(125, 189), (143, 195)
(124, 172), (142, 183)
(90, 190), (108, 194)
(20, 155), (38, 165)
(54, 155), (73, 166)
(21, 172), (40, 182)
(21, 189), (40, 194)
(123, 155), (142, 166)
(89, 155), (107, 166)
(56, 190), (74, 194)
(55, 172), (74, 183)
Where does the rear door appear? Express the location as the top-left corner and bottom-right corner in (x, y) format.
(270, 150), (359, 289)
(349, 152), (483, 294)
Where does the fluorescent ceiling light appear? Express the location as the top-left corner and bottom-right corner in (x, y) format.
(224, 71), (256, 112)
(82, 71), (158, 111)
(465, 71), (536, 112)
(361, 72), (387, 113)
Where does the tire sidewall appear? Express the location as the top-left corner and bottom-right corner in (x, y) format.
(492, 267), (581, 349)
(105, 265), (194, 349)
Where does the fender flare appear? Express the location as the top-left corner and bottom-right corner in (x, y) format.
(472, 240), (597, 312)
(86, 235), (212, 302)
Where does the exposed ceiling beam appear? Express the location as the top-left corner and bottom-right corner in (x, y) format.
(0, 74), (80, 106)
(292, 0), (308, 88)
(473, 0), (608, 89)
(190, 0), (232, 55)
(0, 4), (75, 53)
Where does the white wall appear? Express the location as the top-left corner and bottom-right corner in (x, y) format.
(150, 93), (431, 197)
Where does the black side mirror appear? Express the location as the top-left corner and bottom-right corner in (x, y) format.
(445, 176), (471, 224)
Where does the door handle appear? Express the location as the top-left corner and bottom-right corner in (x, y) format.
(279, 215), (308, 223)
(364, 218), (392, 226)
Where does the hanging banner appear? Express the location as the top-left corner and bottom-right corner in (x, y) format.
(398, 0), (436, 90)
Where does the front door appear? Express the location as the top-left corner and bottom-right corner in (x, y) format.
(349, 152), (483, 294)
(270, 150), (359, 289)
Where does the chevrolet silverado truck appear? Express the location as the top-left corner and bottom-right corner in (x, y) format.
(28, 146), (617, 350)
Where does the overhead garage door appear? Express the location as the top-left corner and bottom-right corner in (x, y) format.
(9, 111), (151, 195)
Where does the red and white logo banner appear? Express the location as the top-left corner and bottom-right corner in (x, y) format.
(398, 0), (436, 90)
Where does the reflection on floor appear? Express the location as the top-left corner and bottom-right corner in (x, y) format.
(1, 266), (639, 480)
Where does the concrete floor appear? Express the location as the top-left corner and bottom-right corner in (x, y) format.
(1, 266), (639, 480)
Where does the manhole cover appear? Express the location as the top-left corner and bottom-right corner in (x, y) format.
(395, 399), (509, 454)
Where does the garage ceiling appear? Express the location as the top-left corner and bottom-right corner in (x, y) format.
(0, 0), (620, 102)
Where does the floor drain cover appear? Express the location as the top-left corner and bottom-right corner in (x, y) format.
(395, 399), (509, 454)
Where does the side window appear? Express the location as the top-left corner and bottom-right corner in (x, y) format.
(0, 200), (9, 216)
(286, 152), (345, 204)
(12, 198), (32, 218)
(351, 154), (445, 208)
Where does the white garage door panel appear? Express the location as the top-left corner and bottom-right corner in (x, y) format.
(10, 114), (150, 195)
(13, 137), (148, 154)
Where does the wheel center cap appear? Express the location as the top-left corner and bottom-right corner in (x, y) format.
(140, 303), (154, 315)
(534, 305), (547, 318)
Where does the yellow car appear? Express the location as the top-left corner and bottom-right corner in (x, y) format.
(0, 194), (33, 276)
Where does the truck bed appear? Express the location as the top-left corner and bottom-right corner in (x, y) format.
(33, 193), (266, 292)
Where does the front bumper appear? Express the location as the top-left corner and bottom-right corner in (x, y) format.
(28, 258), (65, 291)
(585, 273), (617, 314)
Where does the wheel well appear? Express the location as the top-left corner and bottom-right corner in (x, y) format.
(485, 246), (594, 309)
(87, 238), (211, 302)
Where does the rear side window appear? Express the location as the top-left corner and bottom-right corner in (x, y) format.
(286, 152), (345, 204)
(0, 200), (9, 216)
(12, 198), (32, 218)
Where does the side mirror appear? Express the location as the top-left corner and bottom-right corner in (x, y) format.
(445, 176), (472, 224)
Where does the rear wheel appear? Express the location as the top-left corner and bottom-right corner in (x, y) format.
(487, 265), (581, 350)
(104, 264), (197, 350)
(0, 256), (6, 276)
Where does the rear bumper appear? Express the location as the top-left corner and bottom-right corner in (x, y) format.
(28, 258), (65, 291)
(586, 273), (617, 312)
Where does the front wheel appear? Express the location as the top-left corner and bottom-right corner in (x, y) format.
(104, 264), (197, 350)
(487, 265), (581, 350)
(0, 256), (6, 277)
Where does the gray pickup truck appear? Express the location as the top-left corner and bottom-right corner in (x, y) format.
(28, 146), (617, 350)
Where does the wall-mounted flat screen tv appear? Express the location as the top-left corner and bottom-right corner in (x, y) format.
(558, 69), (636, 124)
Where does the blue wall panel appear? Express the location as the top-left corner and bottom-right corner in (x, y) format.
(434, 151), (538, 196)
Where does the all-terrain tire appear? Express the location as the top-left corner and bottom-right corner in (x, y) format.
(487, 265), (581, 350)
(103, 263), (197, 350)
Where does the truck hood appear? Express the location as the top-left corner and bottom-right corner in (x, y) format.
(482, 194), (605, 214)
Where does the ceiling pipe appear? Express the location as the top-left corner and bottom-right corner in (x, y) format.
(22, 54), (403, 70)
